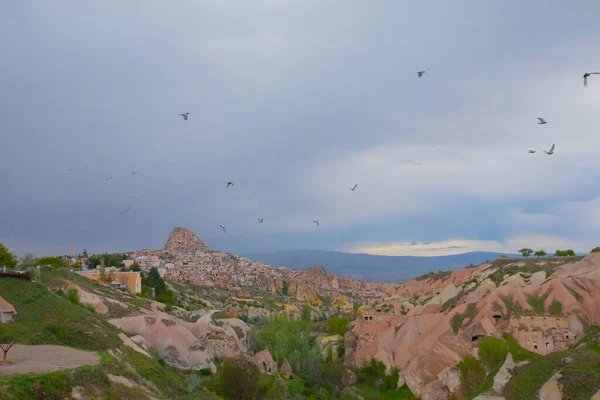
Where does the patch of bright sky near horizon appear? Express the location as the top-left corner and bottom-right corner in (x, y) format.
(2, 1), (600, 257)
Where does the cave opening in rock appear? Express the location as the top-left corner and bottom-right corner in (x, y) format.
(471, 335), (486, 343)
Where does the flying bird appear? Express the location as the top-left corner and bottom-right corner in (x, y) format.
(313, 220), (319, 227)
(67, 168), (73, 172)
(583, 72), (600, 87)
(417, 71), (425, 78)
(543, 144), (555, 155)
(105, 176), (113, 180)
(537, 118), (547, 125)
(226, 182), (234, 187)
(179, 113), (189, 121)
(219, 224), (227, 233)
(258, 218), (264, 223)
(528, 150), (536, 154)
(3, 228), (13, 238)
(131, 171), (138, 175)
(120, 206), (132, 214)
(349, 184), (358, 191)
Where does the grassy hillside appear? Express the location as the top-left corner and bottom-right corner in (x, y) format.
(0, 276), (120, 350)
(0, 273), (218, 399)
(503, 326), (600, 400)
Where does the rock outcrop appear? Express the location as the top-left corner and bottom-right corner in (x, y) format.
(344, 253), (600, 399)
(109, 311), (251, 372)
(164, 227), (212, 253)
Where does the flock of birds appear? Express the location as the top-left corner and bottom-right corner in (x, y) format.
(190, 70), (599, 233)
(2, 70), (599, 242)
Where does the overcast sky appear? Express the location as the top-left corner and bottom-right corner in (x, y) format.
(2, 1), (600, 257)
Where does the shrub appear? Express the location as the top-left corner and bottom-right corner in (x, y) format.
(451, 304), (477, 333)
(458, 356), (486, 395)
(212, 311), (231, 320)
(478, 337), (508, 369)
(67, 287), (80, 305)
(591, 247), (600, 253)
(356, 358), (386, 385)
(233, 326), (244, 339)
(0, 271), (31, 280)
(185, 374), (202, 394)
(451, 313), (465, 334)
(327, 316), (350, 336)
(86, 305), (97, 314)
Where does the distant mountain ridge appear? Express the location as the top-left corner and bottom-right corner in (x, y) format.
(242, 249), (522, 283)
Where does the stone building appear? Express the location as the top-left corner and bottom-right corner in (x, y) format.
(0, 295), (16, 323)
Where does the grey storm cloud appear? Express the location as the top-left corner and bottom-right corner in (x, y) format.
(2, 1), (600, 256)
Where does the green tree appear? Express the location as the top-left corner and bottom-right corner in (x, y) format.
(302, 304), (311, 322)
(98, 266), (115, 283)
(534, 250), (547, 258)
(20, 253), (35, 268)
(252, 314), (318, 369)
(83, 248), (88, 257)
(555, 249), (576, 257)
(282, 281), (289, 296)
(143, 267), (167, 295)
(218, 357), (259, 400)
(0, 243), (17, 269)
(0, 326), (16, 363)
(34, 257), (65, 269)
(356, 358), (386, 385)
(326, 316), (350, 336)
(384, 366), (400, 390)
(478, 337), (508, 369)
(518, 248), (534, 258)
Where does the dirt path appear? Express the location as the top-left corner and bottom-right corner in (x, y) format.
(0, 345), (101, 376)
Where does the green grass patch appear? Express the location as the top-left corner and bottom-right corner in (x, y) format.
(500, 296), (523, 316)
(548, 300), (562, 315)
(563, 283), (584, 302)
(451, 303), (477, 333)
(468, 367), (499, 400)
(355, 383), (419, 399)
(526, 293), (548, 315)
